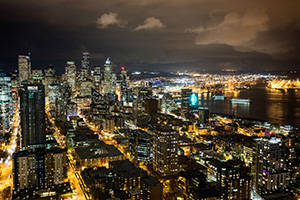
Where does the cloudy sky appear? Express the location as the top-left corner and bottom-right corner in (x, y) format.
(0, 0), (299, 72)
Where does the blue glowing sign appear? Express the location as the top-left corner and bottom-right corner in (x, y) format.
(190, 93), (198, 106)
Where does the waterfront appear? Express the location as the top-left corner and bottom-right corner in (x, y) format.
(202, 82), (300, 127)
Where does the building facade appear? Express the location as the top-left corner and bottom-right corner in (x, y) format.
(253, 134), (290, 194)
(20, 84), (46, 149)
(65, 61), (76, 92)
(18, 55), (31, 83)
(0, 73), (12, 136)
(153, 126), (178, 177)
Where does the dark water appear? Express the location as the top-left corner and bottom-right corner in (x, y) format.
(200, 83), (300, 127)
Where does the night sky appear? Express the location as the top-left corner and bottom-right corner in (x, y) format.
(0, 0), (300, 72)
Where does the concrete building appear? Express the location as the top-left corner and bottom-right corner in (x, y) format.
(81, 52), (89, 79)
(129, 130), (153, 162)
(103, 58), (115, 94)
(153, 126), (178, 177)
(13, 148), (67, 191)
(0, 73), (12, 136)
(44, 65), (55, 96)
(253, 133), (290, 194)
(18, 55), (31, 83)
(141, 176), (163, 200)
(65, 61), (76, 92)
(74, 143), (124, 168)
(144, 99), (158, 114)
(20, 83), (46, 149)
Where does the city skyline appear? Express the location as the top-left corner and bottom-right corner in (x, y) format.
(0, 0), (300, 71)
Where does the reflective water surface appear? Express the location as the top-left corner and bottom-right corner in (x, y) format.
(201, 83), (300, 127)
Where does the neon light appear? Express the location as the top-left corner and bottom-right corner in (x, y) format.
(190, 93), (198, 106)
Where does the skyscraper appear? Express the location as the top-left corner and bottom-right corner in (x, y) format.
(103, 58), (115, 94)
(93, 65), (102, 92)
(13, 148), (67, 192)
(120, 66), (129, 102)
(153, 126), (178, 177)
(44, 65), (55, 96)
(20, 83), (46, 149)
(18, 55), (31, 83)
(0, 73), (12, 136)
(215, 159), (251, 200)
(65, 61), (76, 92)
(81, 52), (89, 79)
(253, 133), (289, 194)
(181, 88), (192, 111)
(181, 89), (199, 113)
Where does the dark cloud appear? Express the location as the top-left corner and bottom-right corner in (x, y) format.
(0, 0), (299, 71)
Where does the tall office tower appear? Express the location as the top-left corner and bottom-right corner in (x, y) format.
(103, 58), (115, 94)
(93, 66), (102, 92)
(31, 69), (43, 79)
(129, 130), (153, 162)
(120, 66), (129, 102)
(48, 84), (60, 117)
(181, 89), (199, 113)
(44, 65), (55, 96)
(198, 107), (209, 124)
(81, 52), (90, 79)
(181, 88), (192, 111)
(57, 85), (71, 121)
(65, 61), (76, 92)
(20, 84), (46, 149)
(153, 126), (178, 177)
(80, 78), (93, 96)
(18, 54), (31, 83)
(161, 93), (176, 114)
(215, 160), (251, 200)
(253, 133), (289, 194)
(0, 73), (12, 136)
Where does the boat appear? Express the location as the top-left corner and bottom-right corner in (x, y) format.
(212, 95), (226, 100)
(230, 98), (252, 104)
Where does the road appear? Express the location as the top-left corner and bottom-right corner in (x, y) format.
(0, 108), (19, 197)
(46, 110), (91, 200)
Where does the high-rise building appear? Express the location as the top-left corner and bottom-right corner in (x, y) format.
(120, 66), (129, 102)
(13, 148), (67, 192)
(31, 69), (43, 79)
(215, 159), (251, 200)
(65, 61), (76, 92)
(181, 89), (192, 111)
(253, 133), (290, 194)
(153, 126), (178, 177)
(93, 66), (102, 92)
(44, 65), (55, 96)
(0, 73), (12, 136)
(103, 58), (115, 94)
(141, 176), (163, 200)
(198, 107), (209, 124)
(161, 93), (176, 114)
(181, 89), (199, 112)
(81, 52), (89, 79)
(12, 149), (45, 191)
(80, 78), (93, 96)
(144, 99), (158, 114)
(48, 84), (60, 117)
(129, 130), (153, 162)
(45, 148), (67, 186)
(18, 55), (31, 83)
(20, 83), (46, 149)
